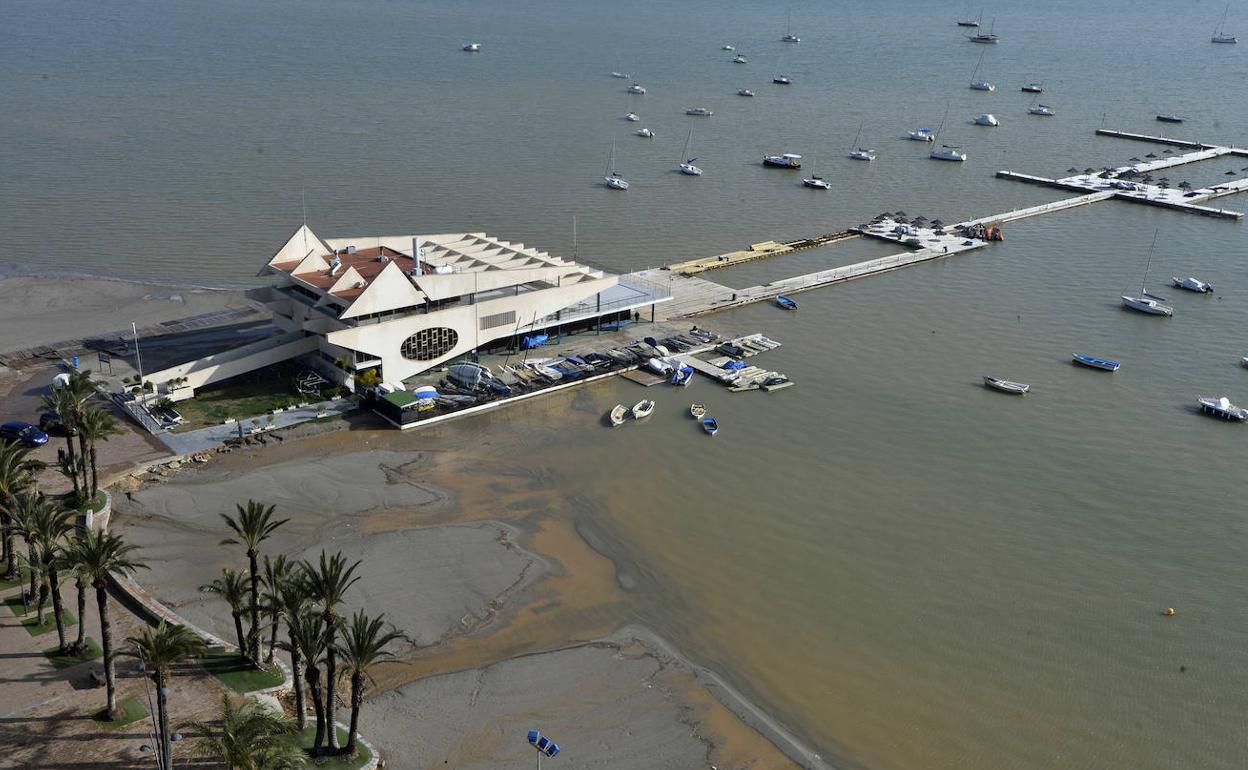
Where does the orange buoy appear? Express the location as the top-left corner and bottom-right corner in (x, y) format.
(1162, 607), (1176, 617)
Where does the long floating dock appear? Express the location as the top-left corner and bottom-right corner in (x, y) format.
(646, 128), (1246, 320)
(666, 230), (857, 275)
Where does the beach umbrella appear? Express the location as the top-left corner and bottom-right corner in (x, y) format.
(1145, 153), (1157, 158)
(1083, 167), (1096, 173)
(931, 218), (945, 226)
(1227, 170), (1238, 176)
(1067, 167), (1079, 173)
(1162, 149), (1173, 154)
(1178, 181), (1191, 189)
(894, 210), (907, 217)
(1129, 157), (1142, 162)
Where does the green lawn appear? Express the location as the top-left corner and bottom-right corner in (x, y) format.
(0, 568), (30, 591)
(44, 636), (103, 669)
(4, 594), (77, 637)
(200, 651), (285, 693)
(289, 725), (373, 769)
(93, 696), (149, 728)
(169, 362), (342, 431)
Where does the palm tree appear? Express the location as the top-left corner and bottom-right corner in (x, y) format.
(336, 609), (408, 757)
(77, 528), (148, 719)
(41, 386), (82, 497)
(202, 568), (250, 656)
(302, 551), (359, 753)
(0, 441), (42, 580)
(184, 693), (306, 770)
(281, 609), (330, 755)
(275, 576), (312, 730)
(260, 554), (293, 665)
(220, 501), (289, 663)
(126, 622), (207, 770)
(61, 535), (93, 655)
(76, 404), (121, 502)
(26, 496), (76, 652)
(10, 494), (43, 608)
(65, 370), (99, 499)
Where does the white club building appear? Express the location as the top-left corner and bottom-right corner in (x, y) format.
(147, 225), (670, 397)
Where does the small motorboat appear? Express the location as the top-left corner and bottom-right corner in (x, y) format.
(611, 72), (630, 79)
(636, 128), (656, 138)
(646, 357), (674, 376)
(686, 107), (713, 117)
(702, 417), (719, 435)
(764, 153), (802, 168)
(1198, 395), (1247, 421)
(802, 174), (831, 189)
(973, 113), (999, 126)
(737, 88), (754, 97)
(969, 80), (995, 92)
(671, 366), (694, 386)
(958, 18), (980, 27)
(631, 399), (655, 419)
(909, 127), (936, 142)
(1021, 83), (1044, 93)
(627, 83), (646, 95)
(609, 405), (628, 426)
(983, 376), (1030, 395)
(1172, 276), (1213, 293)
(624, 112), (640, 122)
(773, 75), (792, 85)
(690, 403), (707, 418)
(782, 33), (800, 43)
(462, 43), (481, 52)
(1121, 295), (1174, 316)
(1028, 104), (1055, 116)
(1241, 355), (1248, 368)
(930, 145), (968, 161)
(776, 295), (798, 310)
(527, 361), (564, 381)
(1156, 114), (1184, 123)
(604, 173), (630, 190)
(722, 44), (735, 51)
(733, 54), (748, 63)
(1072, 353), (1121, 372)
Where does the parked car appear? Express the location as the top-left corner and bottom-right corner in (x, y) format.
(38, 411), (64, 434)
(0, 421), (49, 447)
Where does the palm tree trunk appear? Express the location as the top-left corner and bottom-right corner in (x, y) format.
(89, 444), (99, 500)
(232, 611), (247, 657)
(74, 576), (87, 653)
(47, 564), (68, 653)
(346, 672), (364, 757)
(246, 549), (260, 663)
(324, 622), (339, 751)
(289, 630), (306, 730)
(156, 670), (172, 770)
(63, 432), (80, 497)
(26, 539), (38, 602)
(36, 577), (48, 626)
(1, 508), (12, 579)
(266, 614), (280, 664)
(76, 430), (90, 499)
(305, 664), (326, 755)
(96, 581), (118, 718)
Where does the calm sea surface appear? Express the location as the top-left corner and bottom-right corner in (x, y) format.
(5, 1), (1248, 768)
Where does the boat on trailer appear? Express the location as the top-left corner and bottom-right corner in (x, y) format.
(983, 376), (1030, 394)
(609, 405), (628, 426)
(1072, 353), (1121, 372)
(1198, 395), (1247, 421)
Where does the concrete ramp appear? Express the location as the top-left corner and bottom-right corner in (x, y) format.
(144, 331), (318, 395)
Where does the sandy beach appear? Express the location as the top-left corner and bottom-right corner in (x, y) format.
(0, 274), (249, 354)
(110, 428), (816, 770)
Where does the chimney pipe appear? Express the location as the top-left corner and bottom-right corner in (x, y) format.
(412, 237), (422, 275)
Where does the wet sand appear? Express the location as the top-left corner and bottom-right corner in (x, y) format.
(112, 430), (814, 770)
(0, 274), (248, 353)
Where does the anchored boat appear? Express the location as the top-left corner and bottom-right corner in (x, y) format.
(702, 416), (719, 435)
(690, 403), (707, 418)
(776, 295), (799, 310)
(983, 376), (1030, 394)
(609, 405), (628, 426)
(764, 153), (803, 168)
(1198, 395), (1247, 421)
(631, 399), (655, 419)
(1172, 276), (1213, 293)
(1072, 353), (1121, 372)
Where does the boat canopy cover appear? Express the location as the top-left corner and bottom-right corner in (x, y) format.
(723, 359), (747, 370)
(522, 333), (550, 349)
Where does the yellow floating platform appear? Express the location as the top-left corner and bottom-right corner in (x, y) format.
(666, 231), (857, 275)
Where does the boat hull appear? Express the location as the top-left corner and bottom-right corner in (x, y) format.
(1072, 354), (1120, 372)
(983, 376), (1029, 394)
(1121, 295), (1174, 316)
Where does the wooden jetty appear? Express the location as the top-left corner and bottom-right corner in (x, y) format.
(666, 231), (856, 275)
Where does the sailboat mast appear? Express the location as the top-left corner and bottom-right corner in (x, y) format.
(1142, 229), (1158, 292)
(849, 123), (863, 152)
(682, 127), (693, 161)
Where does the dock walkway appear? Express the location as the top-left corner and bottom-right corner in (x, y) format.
(666, 231), (857, 275)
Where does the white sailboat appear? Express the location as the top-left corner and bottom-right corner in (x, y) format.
(782, 9), (801, 42)
(802, 154), (831, 189)
(678, 128), (702, 176)
(973, 113), (999, 126)
(969, 17), (999, 43)
(603, 137), (629, 190)
(848, 124), (875, 161)
(968, 50), (995, 91)
(1028, 103), (1055, 116)
(773, 54), (791, 84)
(1213, 4), (1237, 43)
(1121, 230), (1174, 316)
(929, 107), (967, 161)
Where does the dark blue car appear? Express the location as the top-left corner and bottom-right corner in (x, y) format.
(0, 421), (49, 447)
